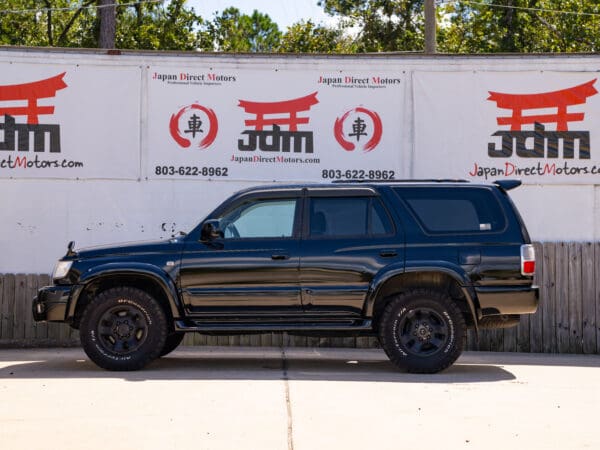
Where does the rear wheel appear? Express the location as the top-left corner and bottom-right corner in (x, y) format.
(80, 287), (167, 371)
(378, 289), (466, 373)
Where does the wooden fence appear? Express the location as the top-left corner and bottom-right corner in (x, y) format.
(1, 242), (599, 353)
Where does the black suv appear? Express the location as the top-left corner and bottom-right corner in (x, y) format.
(33, 180), (538, 373)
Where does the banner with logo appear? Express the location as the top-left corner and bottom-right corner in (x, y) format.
(146, 67), (405, 181)
(0, 64), (140, 179)
(413, 71), (600, 184)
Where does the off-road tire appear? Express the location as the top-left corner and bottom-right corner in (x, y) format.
(378, 289), (466, 374)
(160, 331), (185, 357)
(79, 286), (167, 371)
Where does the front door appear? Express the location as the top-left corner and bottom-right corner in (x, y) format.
(179, 195), (302, 318)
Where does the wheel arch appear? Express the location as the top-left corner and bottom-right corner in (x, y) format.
(67, 264), (182, 329)
(366, 266), (478, 333)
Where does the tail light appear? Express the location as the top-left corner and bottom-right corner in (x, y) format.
(521, 244), (536, 276)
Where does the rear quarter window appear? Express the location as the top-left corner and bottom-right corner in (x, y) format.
(394, 187), (506, 234)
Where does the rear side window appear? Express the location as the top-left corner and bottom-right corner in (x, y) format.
(309, 197), (394, 238)
(395, 187), (506, 234)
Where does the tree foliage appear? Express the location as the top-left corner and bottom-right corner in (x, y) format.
(278, 20), (356, 53)
(204, 7), (281, 52)
(0, 0), (201, 49)
(116, 0), (200, 50)
(0, 0), (598, 53)
(440, 0), (600, 53)
(318, 0), (426, 52)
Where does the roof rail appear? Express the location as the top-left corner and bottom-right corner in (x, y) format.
(331, 179), (470, 184)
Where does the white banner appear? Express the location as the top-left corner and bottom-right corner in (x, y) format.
(413, 71), (600, 184)
(146, 67), (405, 181)
(0, 63), (140, 179)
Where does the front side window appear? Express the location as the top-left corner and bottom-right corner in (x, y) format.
(309, 196), (393, 238)
(219, 199), (297, 238)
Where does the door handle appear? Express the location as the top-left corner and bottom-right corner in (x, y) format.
(271, 253), (289, 260)
(379, 249), (398, 257)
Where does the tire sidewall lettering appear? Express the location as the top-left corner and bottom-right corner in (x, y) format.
(117, 298), (153, 325)
(392, 306), (408, 356)
(442, 311), (455, 354)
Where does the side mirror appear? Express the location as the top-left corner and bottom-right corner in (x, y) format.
(201, 220), (223, 241)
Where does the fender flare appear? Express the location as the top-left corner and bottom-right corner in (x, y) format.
(66, 263), (183, 321)
(364, 262), (478, 331)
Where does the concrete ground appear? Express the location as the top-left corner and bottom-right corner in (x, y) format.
(1, 347), (599, 450)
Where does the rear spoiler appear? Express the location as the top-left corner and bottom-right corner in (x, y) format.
(494, 180), (522, 191)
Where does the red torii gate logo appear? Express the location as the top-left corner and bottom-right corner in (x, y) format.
(0, 73), (67, 153)
(237, 92), (318, 153)
(487, 79), (597, 159)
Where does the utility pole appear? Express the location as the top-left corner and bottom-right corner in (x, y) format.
(98, 0), (116, 49)
(424, 0), (436, 54)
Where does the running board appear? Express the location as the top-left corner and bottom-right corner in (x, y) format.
(174, 319), (372, 333)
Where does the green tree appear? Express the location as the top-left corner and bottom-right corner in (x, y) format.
(278, 20), (356, 53)
(116, 0), (201, 50)
(0, 0), (96, 47)
(440, 0), (600, 53)
(318, 0), (426, 52)
(205, 7), (281, 52)
(0, 0), (203, 50)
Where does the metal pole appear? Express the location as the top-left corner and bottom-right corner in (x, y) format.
(425, 0), (436, 54)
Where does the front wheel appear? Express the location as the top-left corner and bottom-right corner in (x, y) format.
(79, 287), (167, 371)
(160, 331), (185, 357)
(378, 289), (466, 374)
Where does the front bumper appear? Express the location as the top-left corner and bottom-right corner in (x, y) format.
(32, 285), (78, 322)
(475, 285), (540, 317)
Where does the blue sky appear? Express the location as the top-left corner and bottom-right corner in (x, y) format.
(187, 0), (334, 30)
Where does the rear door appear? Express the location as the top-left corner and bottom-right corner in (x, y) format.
(298, 188), (403, 316)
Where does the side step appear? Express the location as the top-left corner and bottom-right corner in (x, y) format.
(174, 319), (372, 333)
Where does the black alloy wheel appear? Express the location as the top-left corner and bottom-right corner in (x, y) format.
(396, 307), (450, 357)
(97, 304), (149, 355)
(80, 287), (167, 371)
(378, 289), (466, 374)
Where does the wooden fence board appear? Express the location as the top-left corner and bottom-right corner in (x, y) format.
(2, 275), (15, 340)
(541, 243), (557, 353)
(581, 243), (596, 354)
(0, 275), (4, 338)
(35, 275), (50, 340)
(568, 242), (583, 353)
(517, 313), (531, 352)
(596, 243), (600, 354)
(529, 243), (544, 352)
(24, 275), (37, 341)
(503, 322), (518, 353)
(228, 335), (242, 346)
(556, 243), (570, 353)
(14, 275), (27, 341)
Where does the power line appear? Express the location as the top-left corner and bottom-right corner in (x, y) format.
(444, 1), (600, 18)
(0, 0), (598, 19)
(0, 0), (164, 15)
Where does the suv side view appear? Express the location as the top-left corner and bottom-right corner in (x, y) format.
(33, 180), (538, 373)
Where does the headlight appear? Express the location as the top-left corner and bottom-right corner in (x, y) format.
(53, 260), (73, 280)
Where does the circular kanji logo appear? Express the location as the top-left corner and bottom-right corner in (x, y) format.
(169, 104), (218, 149)
(334, 107), (382, 152)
